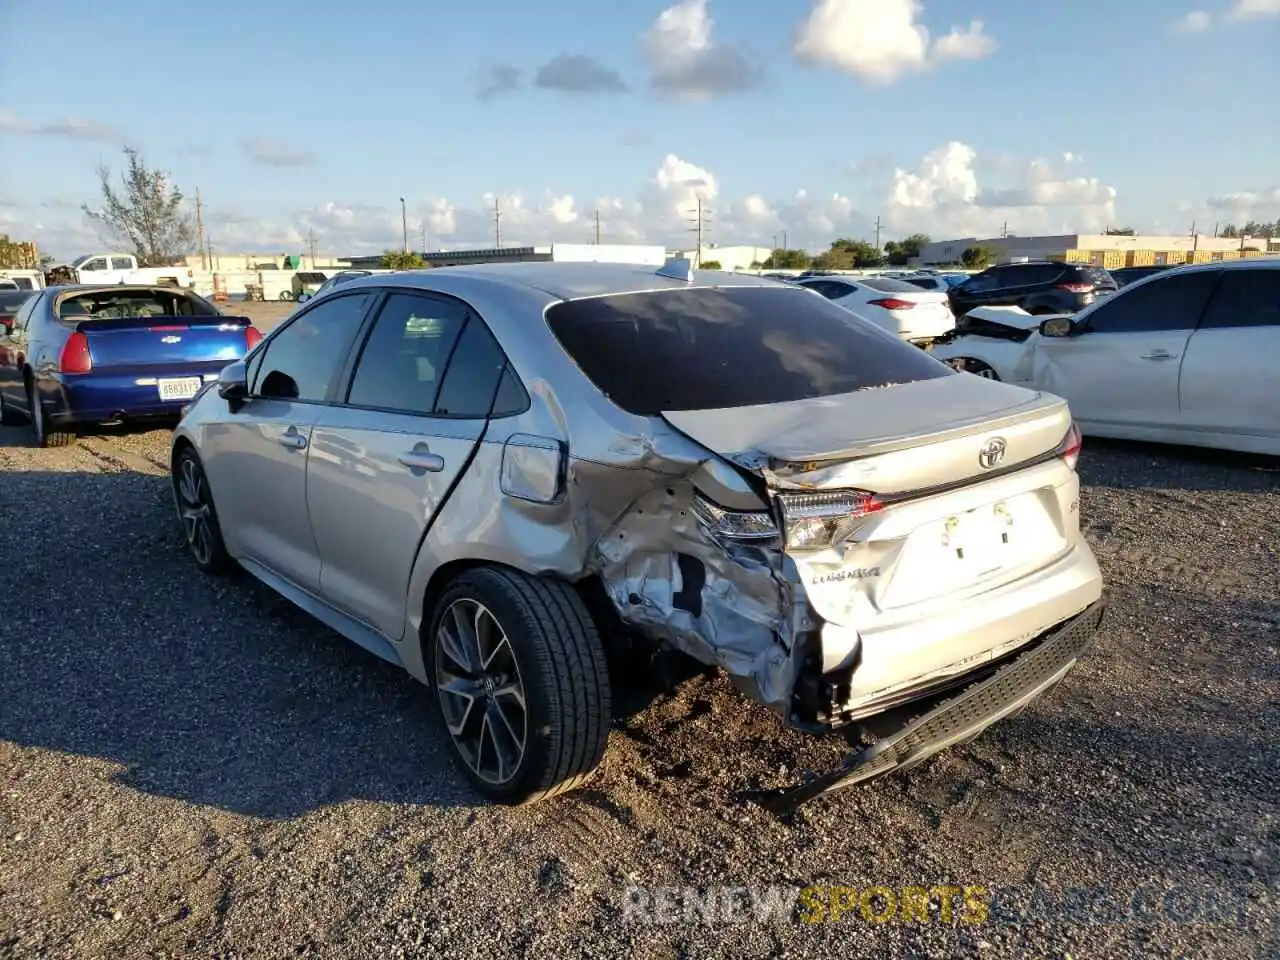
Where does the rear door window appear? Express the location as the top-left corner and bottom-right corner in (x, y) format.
(545, 286), (951, 415)
(859, 277), (927, 293)
(345, 293), (468, 415)
(110, 257), (134, 270)
(1005, 264), (1062, 285)
(1197, 269), (1280, 329)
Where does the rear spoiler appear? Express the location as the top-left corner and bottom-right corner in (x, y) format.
(67, 314), (252, 331)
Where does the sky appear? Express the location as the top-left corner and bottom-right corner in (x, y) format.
(1, 0), (1278, 260)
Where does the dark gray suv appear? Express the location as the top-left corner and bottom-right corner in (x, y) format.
(947, 261), (1117, 317)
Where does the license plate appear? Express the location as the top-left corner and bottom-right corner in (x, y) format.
(944, 507), (1015, 573)
(157, 377), (203, 401)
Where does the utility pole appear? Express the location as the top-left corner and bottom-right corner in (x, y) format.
(308, 227), (317, 267)
(420, 223), (427, 257)
(687, 197), (711, 266)
(493, 197), (502, 248)
(400, 198), (408, 253)
(873, 216), (882, 253)
(594, 208), (601, 245)
(1000, 221), (1008, 239)
(781, 230), (788, 251)
(195, 187), (207, 271)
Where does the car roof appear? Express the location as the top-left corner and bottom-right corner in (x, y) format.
(45, 283), (200, 294)
(353, 261), (780, 302)
(1153, 257), (1280, 276)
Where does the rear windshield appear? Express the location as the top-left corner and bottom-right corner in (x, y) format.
(1072, 266), (1115, 286)
(858, 276), (926, 293)
(56, 289), (221, 321)
(544, 286), (951, 415)
(0, 291), (31, 312)
(297, 272), (328, 283)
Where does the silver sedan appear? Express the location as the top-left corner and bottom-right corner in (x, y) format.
(172, 260), (1104, 807)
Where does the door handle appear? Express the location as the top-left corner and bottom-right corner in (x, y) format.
(398, 442), (445, 473)
(1140, 350), (1175, 361)
(278, 426), (308, 450)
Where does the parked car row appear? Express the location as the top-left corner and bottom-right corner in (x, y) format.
(931, 259), (1280, 456)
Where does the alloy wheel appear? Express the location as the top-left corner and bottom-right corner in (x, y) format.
(177, 456), (215, 565)
(434, 598), (528, 786)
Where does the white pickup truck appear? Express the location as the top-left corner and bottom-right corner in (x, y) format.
(65, 253), (195, 288)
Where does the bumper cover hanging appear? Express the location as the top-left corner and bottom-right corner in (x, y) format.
(756, 601), (1106, 814)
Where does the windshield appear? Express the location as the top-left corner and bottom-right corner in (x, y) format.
(545, 286), (951, 415)
(70, 255), (94, 268)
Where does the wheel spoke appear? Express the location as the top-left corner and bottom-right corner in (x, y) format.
(434, 597), (529, 786)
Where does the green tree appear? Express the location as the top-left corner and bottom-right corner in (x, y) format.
(0, 235), (39, 269)
(762, 248), (811, 269)
(699, 259), (722, 270)
(883, 233), (931, 266)
(960, 245), (993, 269)
(815, 238), (881, 270)
(83, 147), (196, 266)
(381, 250), (427, 269)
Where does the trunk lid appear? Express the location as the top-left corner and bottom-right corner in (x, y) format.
(663, 373), (1071, 493)
(73, 315), (253, 368)
(668, 375), (1080, 625)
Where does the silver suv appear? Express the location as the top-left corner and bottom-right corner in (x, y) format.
(171, 261), (1104, 808)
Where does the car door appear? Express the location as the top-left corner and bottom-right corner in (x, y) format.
(1177, 267), (1280, 445)
(1031, 269), (1221, 429)
(305, 291), (514, 639)
(202, 290), (375, 591)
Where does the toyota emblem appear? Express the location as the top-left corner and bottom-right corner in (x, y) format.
(978, 437), (1007, 469)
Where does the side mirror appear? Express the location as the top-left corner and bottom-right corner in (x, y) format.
(295, 292), (312, 303)
(216, 360), (249, 401)
(1039, 316), (1075, 338)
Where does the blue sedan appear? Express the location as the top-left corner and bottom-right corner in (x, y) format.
(0, 284), (263, 447)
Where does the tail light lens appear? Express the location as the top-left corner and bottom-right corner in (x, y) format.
(1056, 421), (1082, 470)
(1055, 282), (1093, 293)
(778, 490), (883, 551)
(244, 325), (264, 351)
(868, 297), (916, 310)
(691, 495), (779, 547)
(59, 331), (93, 374)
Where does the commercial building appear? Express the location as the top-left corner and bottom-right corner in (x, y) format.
(344, 242), (667, 270)
(678, 245), (773, 271)
(917, 233), (1277, 269)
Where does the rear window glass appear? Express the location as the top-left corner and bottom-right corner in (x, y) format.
(56, 289), (220, 320)
(0, 291), (31, 311)
(1074, 266), (1115, 286)
(857, 277), (925, 293)
(544, 286), (952, 415)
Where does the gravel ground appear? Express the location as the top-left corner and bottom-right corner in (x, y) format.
(0, 424), (1276, 959)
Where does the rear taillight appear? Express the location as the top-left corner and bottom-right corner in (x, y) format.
(868, 297), (916, 311)
(778, 490), (884, 551)
(1057, 421), (1082, 470)
(1055, 282), (1093, 293)
(245, 325), (263, 350)
(59, 331), (93, 374)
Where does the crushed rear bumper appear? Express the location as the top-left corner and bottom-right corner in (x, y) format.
(755, 600), (1105, 814)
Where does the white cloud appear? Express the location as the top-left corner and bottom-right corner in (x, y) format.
(10, 146), (1145, 260)
(793, 0), (997, 85)
(1204, 186), (1280, 223)
(0, 112), (123, 143)
(1171, 10), (1212, 32)
(931, 20), (998, 62)
(885, 143), (1118, 237)
(1171, 1), (1278, 32)
(1227, 0), (1280, 21)
(642, 0), (762, 100)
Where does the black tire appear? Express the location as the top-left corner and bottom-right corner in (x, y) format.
(28, 383), (75, 447)
(948, 358), (1001, 381)
(278, 290), (294, 301)
(0, 389), (25, 426)
(173, 444), (234, 575)
(428, 567), (611, 804)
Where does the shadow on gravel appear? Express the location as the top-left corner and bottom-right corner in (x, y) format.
(0, 467), (492, 818)
(1079, 437), (1280, 493)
